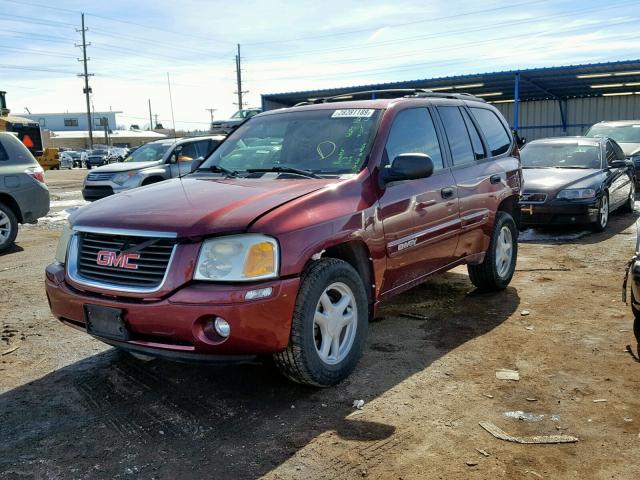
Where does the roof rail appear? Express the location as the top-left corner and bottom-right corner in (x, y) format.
(293, 88), (486, 106)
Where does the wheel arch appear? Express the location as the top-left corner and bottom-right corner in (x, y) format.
(141, 176), (165, 186)
(309, 240), (375, 320)
(0, 193), (23, 223)
(497, 194), (520, 229)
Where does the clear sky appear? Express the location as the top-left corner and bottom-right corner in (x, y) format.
(1, 0), (639, 130)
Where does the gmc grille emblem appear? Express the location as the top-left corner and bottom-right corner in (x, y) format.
(96, 250), (140, 270)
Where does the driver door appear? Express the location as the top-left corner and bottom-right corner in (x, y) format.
(377, 107), (460, 297)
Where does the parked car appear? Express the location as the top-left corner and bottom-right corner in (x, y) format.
(66, 150), (88, 168)
(106, 147), (129, 163)
(519, 136), (634, 231)
(586, 121), (640, 175)
(59, 152), (74, 170)
(81, 136), (224, 201)
(46, 91), (522, 386)
(86, 148), (110, 169)
(210, 108), (261, 134)
(0, 132), (49, 253)
(623, 224), (640, 346)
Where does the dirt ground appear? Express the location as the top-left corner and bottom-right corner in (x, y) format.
(2, 170), (640, 479)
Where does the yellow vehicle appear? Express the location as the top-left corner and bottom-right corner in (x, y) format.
(0, 91), (60, 170)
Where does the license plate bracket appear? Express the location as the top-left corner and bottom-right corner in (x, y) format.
(84, 304), (130, 341)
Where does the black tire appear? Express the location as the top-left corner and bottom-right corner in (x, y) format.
(619, 182), (635, 213)
(0, 202), (19, 254)
(273, 258), (368, 387)
(86, 164), (92, 170)
(631, 291), (640, 345)
(591, 192), (609, 232)
(467, 211), (518, 292)
(142, 177), (162, 186)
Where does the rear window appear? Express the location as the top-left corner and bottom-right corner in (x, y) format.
(470, 107), (511, 156)
(438, 106), (476, 166)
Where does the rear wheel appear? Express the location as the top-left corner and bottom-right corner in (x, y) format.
(467, 211), (518, 292)
(273, 258), (368, 386)
(592, 193), (609, 232)
(0, 202), (19, 254)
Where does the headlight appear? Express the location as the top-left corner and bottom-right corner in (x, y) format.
(556, 188), (596, 200)
(55, 222), (73, 264)
(194, 234), (279, 281)
(112, 171), (136, 185)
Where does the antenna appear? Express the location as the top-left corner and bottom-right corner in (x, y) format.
(166, 73), (177, 141)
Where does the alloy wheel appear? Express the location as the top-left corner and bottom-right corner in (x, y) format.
(495, 225), (514, 279)
(600, 195), (609, 229)
(313, 282), (358, 365)
(0, 210), (11, 244)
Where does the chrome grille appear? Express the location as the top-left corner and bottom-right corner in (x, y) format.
(520, 192), (547, 204)
(75, 232), (176, 288)
(87, 172), (114, 181)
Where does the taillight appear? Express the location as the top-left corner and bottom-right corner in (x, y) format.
(25, 166), (46, 184)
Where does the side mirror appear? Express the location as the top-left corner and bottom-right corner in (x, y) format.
(385, 153), (434, 183)
(609, 159), (626, 168)
(190, 157), (205, 172)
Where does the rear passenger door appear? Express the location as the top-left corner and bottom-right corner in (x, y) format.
(377, 107), (460, 295)
(436, 105), (512, 259)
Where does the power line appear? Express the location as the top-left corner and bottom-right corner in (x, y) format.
(248, 16), (640, 74)
(247, 0), (640, 60)
(0, 44), (77, 59)
(244, 0), (551, 46)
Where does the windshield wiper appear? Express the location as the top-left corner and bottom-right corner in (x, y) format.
(197, 164), (238, 177)
(246, 166), (320, 178)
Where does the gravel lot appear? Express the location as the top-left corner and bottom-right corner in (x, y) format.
(2, 169), (640, 479)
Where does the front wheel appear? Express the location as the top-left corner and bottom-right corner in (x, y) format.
(592, 193), (609, 232)
(467, 211), (518, 292)
(273, 258), (368, 387)
(0, 202), (19, 254)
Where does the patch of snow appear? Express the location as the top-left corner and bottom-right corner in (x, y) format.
(50, 199), (89, 208)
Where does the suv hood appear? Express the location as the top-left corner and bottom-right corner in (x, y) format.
(522, 168), (602, 192)
(71, 177), (333, 237)
(89, 161), (161, 173)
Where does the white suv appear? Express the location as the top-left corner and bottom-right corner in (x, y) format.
(82, 135), (224, 201)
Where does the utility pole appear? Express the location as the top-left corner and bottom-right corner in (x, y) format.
(234, 44), (247, 110)
(148, 99), (153, 131)
(205, 108), (216, 126)
(154, 114), (159, 128)
(76, 13), (94, 149)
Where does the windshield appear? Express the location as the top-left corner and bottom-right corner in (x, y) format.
(124, 142), (171, 162)
(199, 108), (381, 176)
(521, 142), (602, 169)
(89, 150), (107, 156)
(586, 124), (640, 143)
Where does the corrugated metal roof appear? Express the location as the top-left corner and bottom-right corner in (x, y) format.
(262, 59), (640, 108)
(51, 130), (167, 139)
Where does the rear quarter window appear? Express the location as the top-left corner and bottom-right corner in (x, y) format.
(0, 139), (8, 162)
(470, 107), (511, 157)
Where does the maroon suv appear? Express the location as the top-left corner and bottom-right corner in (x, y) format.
(46, 91), (522, 386)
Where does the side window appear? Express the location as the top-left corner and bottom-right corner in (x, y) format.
(384, 108), (444, 171)
(437, 106), (475, 166)
(605, 141), (617, 163)
(195, 140), (212, 158)
(470, 107), (511, 157)
(0, 140), (8, 162)
(461, 109), (486, 160)
(611, 141), (625, 160)
(178, 142), (199, 161)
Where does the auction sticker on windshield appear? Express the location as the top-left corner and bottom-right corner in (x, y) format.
(331, 109), (375, 118)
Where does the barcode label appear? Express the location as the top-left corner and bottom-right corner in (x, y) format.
(331, 109), (375, 118)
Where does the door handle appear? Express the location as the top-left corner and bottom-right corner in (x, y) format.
(416, 200), (437, 210)
(490, 174), (502, 185)
(441, 187), (455, 199)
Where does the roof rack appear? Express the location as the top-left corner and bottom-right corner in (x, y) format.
(293, 88), (486, 106)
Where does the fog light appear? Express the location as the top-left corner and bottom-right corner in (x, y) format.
(245, 287), (273, 301)
(214, 317), (230, 338)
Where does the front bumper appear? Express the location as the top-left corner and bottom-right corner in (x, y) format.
(45, 262), (300, 360)
(520, 199), (600, 226)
